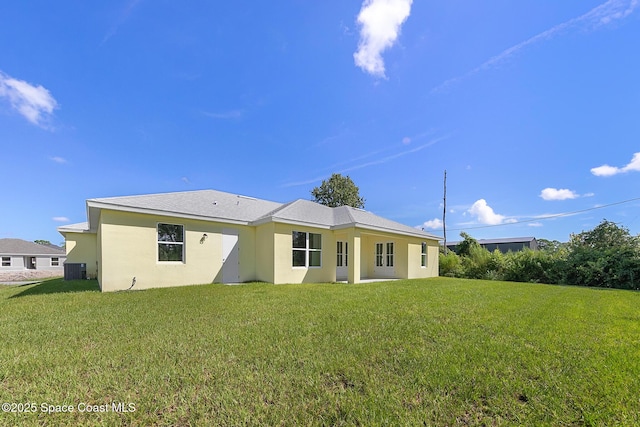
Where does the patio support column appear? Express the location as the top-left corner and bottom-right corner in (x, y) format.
(347, 229), (361, 284)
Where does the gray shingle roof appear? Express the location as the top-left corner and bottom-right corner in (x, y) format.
(0, 239), (65, 255)
(68, 189), (441, 240)
(58, 222), (90, 232)
(259, 199), (335, 228)
(88, 190), (283, 224)
(254, 199), (439, 238)
(340, 206), (438, 238)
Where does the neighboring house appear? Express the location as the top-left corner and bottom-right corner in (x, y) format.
(58, 189), (441, 292)
(446, 237), (539, 254)
(0, 238), (66, 272)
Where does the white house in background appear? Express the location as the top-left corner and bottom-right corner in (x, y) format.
(59, 189), (442, 292)
(0, 239), (66, 272)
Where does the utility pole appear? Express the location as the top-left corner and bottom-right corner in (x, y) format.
(443, 170), (447, 255)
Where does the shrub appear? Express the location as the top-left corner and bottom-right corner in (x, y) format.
(563, 220), (640, 289)
(439, 221), (640, 290)
(501, 249), (552, 283)
(460, 246), (504, 280)
(439, 250), (462, 277)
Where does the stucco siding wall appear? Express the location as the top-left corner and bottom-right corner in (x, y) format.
(427, 241), (439, 278)
(361, 235), (375, 279)
(64, 232), (98, 278)
(98, 209), (253, 292)
(255, 223), (275, 283)
(402, 238), (439, 279)
(237, 227), (256, 283)
(396, 238), (409, 279)
(406, 240), (423, 279)
(97, 222), (103, 286)
(359, 233), (440, 280)
(361, 233), (400, 279)
(272, 223), (335, 284)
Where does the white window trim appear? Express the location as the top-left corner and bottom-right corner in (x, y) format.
(157, 222), (185, 263)
(421, 242), (428, 268)
(51, 257), (60, 267)
(375, 243), (384, 267)
(375, 242), (394, 268)
(386, 242), (394, 267)
(292, 231), (322, 269)
(1, 256), (10, 267)
(336, 241), (348, 267)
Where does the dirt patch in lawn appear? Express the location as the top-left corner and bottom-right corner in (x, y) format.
(0, 270), (62, 283)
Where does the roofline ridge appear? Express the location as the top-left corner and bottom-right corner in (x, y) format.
(89, 188), (216, 201)
(254, 200), (294, 220)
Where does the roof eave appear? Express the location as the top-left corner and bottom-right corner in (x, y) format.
(0, 252), (65, 256)
(57, 226), (93, 234)
(332, 222), (442, 240)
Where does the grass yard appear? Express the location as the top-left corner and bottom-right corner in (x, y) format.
(0, 278), (639, 426)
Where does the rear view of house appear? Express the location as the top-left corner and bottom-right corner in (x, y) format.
(59, 189), (441, 292)
(0, 239), (66, 273)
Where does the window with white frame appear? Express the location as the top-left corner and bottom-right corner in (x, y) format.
(421, 242), (427, 267)
(1, 257), (10, 267)
(386, 242), (394, 267)
(336, 241), (348, 267)
(375, 243), (384, 267)
(158, 223), (184, 262)
(292, 231), (322, 267)
(51, 257), (60, 267)
(375, 242), (394, 267)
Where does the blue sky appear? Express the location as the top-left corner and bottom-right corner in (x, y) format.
(1, 0), (639, 246)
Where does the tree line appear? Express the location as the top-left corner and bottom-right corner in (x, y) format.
(440, 220), (640, 290)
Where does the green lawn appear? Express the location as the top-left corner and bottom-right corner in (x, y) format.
(0, 278), (638, 426)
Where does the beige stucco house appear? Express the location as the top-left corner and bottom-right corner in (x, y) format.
(58, 189), (441, 292)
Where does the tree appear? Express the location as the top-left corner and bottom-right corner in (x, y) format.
(564, 220), (640, 289)
(311, 173), (365, 208)
(34, 240), (52, 246)
(537, 238), (566, 253)
(455, 232), (480, 257)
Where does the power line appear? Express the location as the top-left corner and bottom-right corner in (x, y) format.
(442, 196), (640, 232)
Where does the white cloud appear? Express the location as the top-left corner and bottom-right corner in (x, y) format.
(591, 164), (621, 176)
(354, 0), (413, 78)
(468, 199), (514, 225)
(52, 217), (70, 222)
(528, 222), (544, 227)
(540, 187), (579, 201)
(591, 152), (640, 176)
(50, 156), (67, 164)
(422, 218), (443, 230)
(0, 71), (58, 128)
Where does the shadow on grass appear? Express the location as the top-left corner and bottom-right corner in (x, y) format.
(9, 278), (100, 298)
